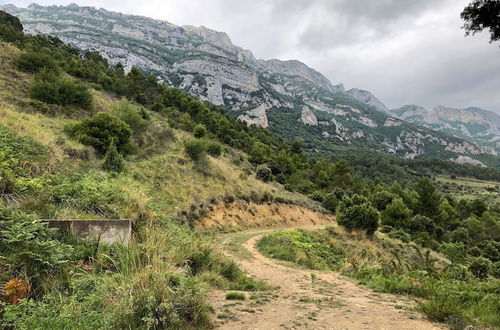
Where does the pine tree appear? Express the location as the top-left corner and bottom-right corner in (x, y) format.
(415, 176), (441, 219)
(102, 139), (125, 172)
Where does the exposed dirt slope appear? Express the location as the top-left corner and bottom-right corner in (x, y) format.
(211, 229), (442, 330)
(196, 201), (333, 231)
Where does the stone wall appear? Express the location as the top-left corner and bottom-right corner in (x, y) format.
(46, 219), (132, 245)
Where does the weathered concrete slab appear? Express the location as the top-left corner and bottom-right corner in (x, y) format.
(45, 219), (132, 245)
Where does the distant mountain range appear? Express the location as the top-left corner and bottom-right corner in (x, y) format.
(390, 105), (500, 152)
(2, 3), (499, 167)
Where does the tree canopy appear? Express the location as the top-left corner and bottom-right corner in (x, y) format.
(461, 0), (500, 44)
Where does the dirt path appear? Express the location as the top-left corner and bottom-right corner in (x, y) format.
(211, 229), (442, 330)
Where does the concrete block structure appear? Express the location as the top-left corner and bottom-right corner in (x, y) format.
(45, 219), (132, 245)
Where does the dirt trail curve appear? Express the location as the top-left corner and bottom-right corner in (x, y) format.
(211, 229), (442, 330)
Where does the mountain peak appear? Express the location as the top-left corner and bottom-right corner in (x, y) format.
(260, 58), (338, 93)
(346, 88), (388, 113)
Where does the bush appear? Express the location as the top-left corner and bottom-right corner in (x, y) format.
(450, 227), (470, 244)
(66, 113), (132, 155)
(102, 140), (125, 173)
(492, 262), (500, 278)
(381, 198), (412, 229)
(0, 10), (23, 31)
(184, 139), (207, 162)
(193, 124), (207, 138)
(387, 229), (411, 243)
(30, 71), (92, 109)
(113, 102), (149, 134)
(0, 207), (72, 284)
(469, 257), (492, 279)
(322, 193), (339, 212)
(336, 194), (380, 235)
(309, 190), (325, 202)
(256, 164), (272, 182)
(206, 142), (222, 157)
(407, 215), (438, 236)
(479, 240), (500, 262)
(0, 10), (24, 42)
(372, 190), (395, 211)
(15, 51), (58, 74)
(440, 243), (466, 264)
(225, 292), (245, 300)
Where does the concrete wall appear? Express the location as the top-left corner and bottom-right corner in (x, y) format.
(46, 219), (132, 245)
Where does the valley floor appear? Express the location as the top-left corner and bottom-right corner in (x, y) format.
(211, 228), (442, 330)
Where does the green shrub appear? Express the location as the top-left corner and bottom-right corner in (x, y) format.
(492, 262), (500, 278)
(450, 227), (470, 244)
(413, 231), (440, 250)
(226, 292), (245, 300)
(102, 140), (125, 173)
(0, 207), (72, 284)
(51, 171), (119, 217)
(322, 192), (339, 212)
(469, 257), (492, 279)
(408, 215), (438, 236)
(15, 51), (58, 73)
(381, 198), (412, 228)
(418, 290), (464, 323)
(30, 71), (92, 109)
(112, 102), (149, 134)
(479, 240), (500, 262)
(193, 124), (207, 138)
(66, 113), (132, 155)
(258, 230), (344, 270)
(0, 10), (24, 42)
(0, 10), (23, 32)
(228, 275), (270, 291)
(256, 164), (272, 182)
(440, 243), (466, 264)
(309, 190), (325, 202)
(207, 142), (222, 157)
(387, 229), (411, 243)
(372, 190), (395, 211)
(184, 139), (207, 162)
(0, 125), (47, 195)
(124, 272), (213, 329)
(336, 194), (380, 235)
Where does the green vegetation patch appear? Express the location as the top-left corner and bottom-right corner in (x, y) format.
(258, 229), (345, 270)
(225, 292), (246, 300)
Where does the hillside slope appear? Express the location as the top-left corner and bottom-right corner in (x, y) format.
(2, 3), (498, 164)
(0, 36), (326, 328)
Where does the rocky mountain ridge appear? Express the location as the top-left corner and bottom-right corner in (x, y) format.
(2, 3), (498, 166)
(390, 105), (500, 154)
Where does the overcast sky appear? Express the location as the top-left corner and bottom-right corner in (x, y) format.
(4, 0), (500, 112)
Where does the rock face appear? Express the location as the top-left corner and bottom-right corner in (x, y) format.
(300, 106), (318, 126)
(238, 104), (269, 128)
(390, 105), (500, 153)
(4, 3), (498, 165)
(451, 156), (486, 167)
(346, 88), (389, 113)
